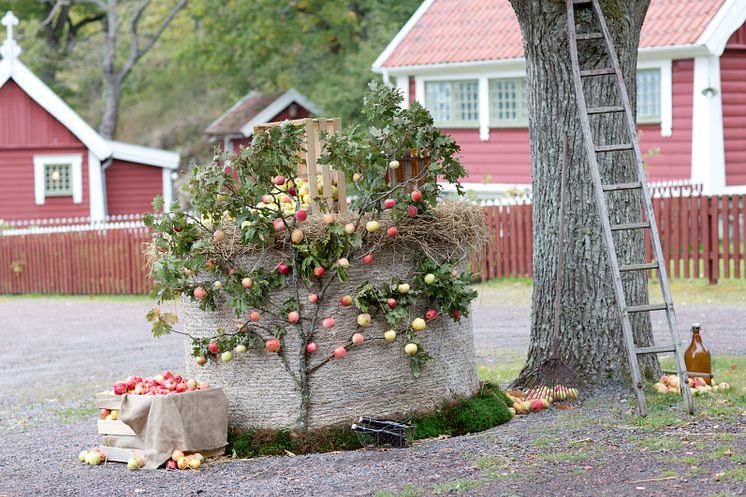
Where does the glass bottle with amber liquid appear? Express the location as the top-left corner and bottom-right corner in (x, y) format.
(684, 323), (712, 385)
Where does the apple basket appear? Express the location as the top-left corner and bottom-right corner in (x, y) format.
(181, 202), (487, 431)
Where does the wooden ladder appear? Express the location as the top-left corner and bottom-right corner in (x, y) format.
(566, 0), (694, 416)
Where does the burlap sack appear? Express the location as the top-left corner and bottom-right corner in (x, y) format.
(104, 388), (228, 469)
(183, 246), (479, 431)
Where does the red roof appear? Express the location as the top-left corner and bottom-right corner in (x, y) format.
(379, 0), (728, 68)
(206, 91), (283, 136)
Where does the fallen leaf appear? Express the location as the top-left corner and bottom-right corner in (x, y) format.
(723, 449), (733, 456)
(284, 450), (296, 457)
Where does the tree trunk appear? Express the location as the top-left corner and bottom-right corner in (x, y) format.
(509, 0), (660, 385)
(99, 75), (122, 139)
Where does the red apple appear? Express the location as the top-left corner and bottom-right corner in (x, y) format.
(322, 317), (335, 329)
(277, 262), (290, 275)
(175, 383), (187, 393)
(166, 459), (177, 470)
(250, 311), (261, 322)
(313, 267), (325, 278)
(362, 253), (374, 265)
(406, 205), (418, 217)
(339, 295), (353, 307)
(425, 308), (438, 321)
(333, 347), (347, 359)
(288, 187), (297, 196)
(308, 293), (319, 304)
(288, 311), (300, 324)
(193, 287), (207, 300)
(125, 376), (138, 390)
(387, 298), (397, 309)
(386, 226), (398, 237)
(100, 408), (111, 419)
(213, 230), (225, 242)
(384, 199), (396, 209)
(163, 371), (172, 380)
(274, 175), (285, 186)
(306, 342), (318, 353)
(273, 218), (286, 232)
(352, 333), (365, 345)
(411, 190), (423, 202)
(451, 309), (460, 320)
(261, 194), (272, 204)
(266, 339), (281, 353)
(530, 399), (544, 412)
(295, 209), (308, 222)
(208, 342), (219, 354)
(113, 382), (127, 395)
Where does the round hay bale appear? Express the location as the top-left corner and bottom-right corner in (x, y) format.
(182, 245), (479, 431)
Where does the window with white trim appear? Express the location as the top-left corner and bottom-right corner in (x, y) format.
(489, 78), (528, 126)
(44, 163), (73, 196)
(424, 80), (479, 126)
(33, 154), (83, 205)
(636, 68), (661, 122)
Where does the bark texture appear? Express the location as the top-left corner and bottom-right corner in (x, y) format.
(509, 0), (660, 384)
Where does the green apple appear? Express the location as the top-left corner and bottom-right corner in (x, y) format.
(221, 351), (234, 362)
(235, 344), (248, 353)
(397, 283), (410, 294)
(384, 330), (397, 341)
(424, 273), (436, 285)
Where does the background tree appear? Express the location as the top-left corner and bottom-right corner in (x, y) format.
(508, 0), (660, 384)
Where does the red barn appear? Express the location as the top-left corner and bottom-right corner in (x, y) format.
(206, 88), (322, 153)
(373, 0), (746, 196)
(0, 11), (180, 222)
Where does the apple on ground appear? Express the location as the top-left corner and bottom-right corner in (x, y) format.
(404, 343), (418, 356)
(193, 287), (207, 300)
(291, 229), (304, 244)
(79, 450), (89, 462)
(196, 356), (207, 366)
(288, 311), (300, 323)
(100, 408), (111, 419)
(250, 311), (261, 322)
(397, 283), (410, 294)
(352, 333), (365, 345)
(384, 330), (397, 341)
(306, 342), (318, 353)
(406, 205), (418, 217)
(273, 218), (286, 232)
(353, 173), (362, 182)
(277, 262), (290, 275)
(384, 199), (396, 209)
(236, 344), (248, 353)
(313, 266), (325, 278)
(308, 293), (319, 304)
(411, 190), (423, 202)
(177, 457), (189, 470)
(344, 223), (356, 234)
(357, 313), (372, 327)
(189, 458), (201, 470)
(323, 317), (335, 329)
(339, 295), (353, 307)
(221, 351), (234, 362)
(424, 273), (436, 285)
(530, 399), (544, 412)
(166, 459), (177, 470)
(274, 175), (285, 186)
(208, 342), (219, 354)
(127, 457), (141, 470)
(212, 280), (222, 290)
(425, 308), (438, 321)
(213, 230), (225, 242)
(323, 213), (336, 225)
(366, 220), (380, 233)
(337, 257), (350, 268)
(387, 298), (397, 309)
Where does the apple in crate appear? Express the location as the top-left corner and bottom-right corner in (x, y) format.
(113, 382), (128, 395)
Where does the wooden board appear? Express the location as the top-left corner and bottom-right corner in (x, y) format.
(98, 419), (136, 436)
(95, 394), (122, 410)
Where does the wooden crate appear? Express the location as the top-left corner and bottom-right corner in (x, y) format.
(94, 394), (225, 463)
(386, 150), (429, 193)
(253, 117), (346, 214)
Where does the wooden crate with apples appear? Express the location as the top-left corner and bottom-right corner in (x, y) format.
(95, 393), (140, 462)
(253, 117), (346, 214)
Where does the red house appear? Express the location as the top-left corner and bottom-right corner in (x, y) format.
(0, 11), (180, 222)
(206, 88), (322, 153)
(373, 0), (746, 195)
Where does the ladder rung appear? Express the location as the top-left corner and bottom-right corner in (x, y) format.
(596, 143), (634, 153)
(580, 67), (616, 77)
(636, 345), (676, 355)
(576, 32), (603, 40)
(626, 303), (668, 313)
(611, 222), (650, 231)
(662, 370), (713, 378)
(602, 182), (642, 192)
(619, 262), (659, 272)
(573, 0), (592, 4)
(587, 105), (624, 115)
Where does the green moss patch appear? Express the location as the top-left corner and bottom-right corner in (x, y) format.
(228, 382), (512, 458)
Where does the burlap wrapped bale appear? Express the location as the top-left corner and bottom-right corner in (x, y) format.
(182, 244), (479, 431)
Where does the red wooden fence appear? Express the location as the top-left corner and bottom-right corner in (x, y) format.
(0, 215), (152, 294)
(1, 193), (744, 295)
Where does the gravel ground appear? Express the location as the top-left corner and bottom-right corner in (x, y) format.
(0, 292), (744, 497)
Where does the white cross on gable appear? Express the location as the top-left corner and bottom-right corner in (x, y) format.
(1, 11), (21, 61)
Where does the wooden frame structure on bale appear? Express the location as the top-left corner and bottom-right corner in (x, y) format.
(253, 118), (346, 214)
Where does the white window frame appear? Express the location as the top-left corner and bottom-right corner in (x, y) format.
(637, 59), (672, 137)
(422, 78), (480, 128)
(33, 154), (83, 205)
(488, 77), (529, 128)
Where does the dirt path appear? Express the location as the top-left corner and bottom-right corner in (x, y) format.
(0, 292), (744, 497)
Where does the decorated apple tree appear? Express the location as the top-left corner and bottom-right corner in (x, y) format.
(145, 82), (486, 431)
